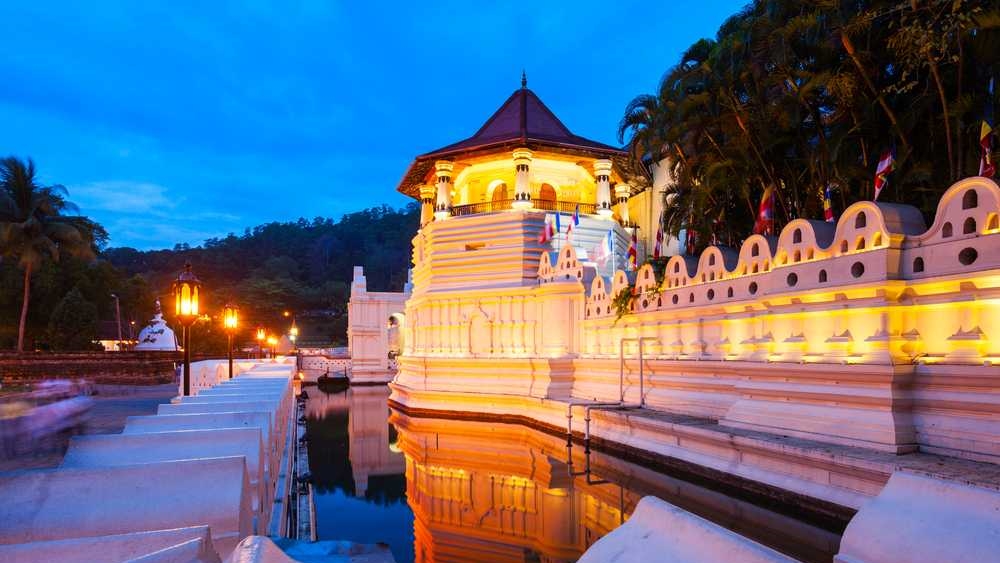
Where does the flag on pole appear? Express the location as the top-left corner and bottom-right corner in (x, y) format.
(873, 148), (895, 201)
(980, 77), (996, 179)
(653, 220), (663, 259)
(592, 229), (613, 265)
(566, 204), (581, 239)
(626, 230), (637, 270)
(538, 215), (555, 244)
(823, 183), (835, 222)
(752, 186), (774, 235)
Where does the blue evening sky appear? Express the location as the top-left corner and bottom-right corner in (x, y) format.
(0, 1), (743, 250)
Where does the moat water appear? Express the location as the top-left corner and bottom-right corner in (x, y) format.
(304, 384), (842, 563)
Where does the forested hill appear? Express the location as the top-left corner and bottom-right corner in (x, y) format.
(105, 202), (420, 344)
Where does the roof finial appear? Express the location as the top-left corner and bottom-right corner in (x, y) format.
(521, 69), (527, 89)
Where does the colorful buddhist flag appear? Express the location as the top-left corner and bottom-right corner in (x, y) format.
(653, 212), (664, 259)
(592, 229), (613, 265)
(538, 216), (555, 244)
(752, 186), (774, 235)
(823, 183), (835, 222)
(873, 148), (895, 201)
(566, 204), (581, 239)
(980, 78), (995, 179)
(626, 230), (637, 270)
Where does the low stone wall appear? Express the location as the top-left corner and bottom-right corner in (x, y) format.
(0, 352), (179, 386)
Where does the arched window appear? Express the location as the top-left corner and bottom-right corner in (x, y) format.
(539, 183), (557, 203)
(840, 240), (849, 253)
(793, 228), (802, 244)
(963, 217), (976, 234)
(942, 222), (953, 238)
(818, 269), (828, 283)
(491, 182), (508, 202)
(855, 212), (867, 229)
(751, 243), (760, 257)
(962, 189), (978, 210)
(912, 257), (924, 273)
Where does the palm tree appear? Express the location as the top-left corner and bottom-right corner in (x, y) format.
(0, 157), (100, 352)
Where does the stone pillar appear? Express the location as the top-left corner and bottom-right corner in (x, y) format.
(434, 161), (454, 221)
(419, 184), (436, 227)
(594, 159), (614, 218)
(615, 182), (631, 225)
(512, 148), (533, 210)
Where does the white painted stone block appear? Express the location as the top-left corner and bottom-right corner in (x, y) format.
(577, 496), (798, 563)
(0, 457), (254, 556)
(224, 536), (396, 563)
(0, 526), (219, 563)
(126, 536), (221, 563)
(62, 428), (266, 516)
(835, 471), (1000, 563)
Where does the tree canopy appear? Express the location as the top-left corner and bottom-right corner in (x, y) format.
(619, 0), (1000, 252)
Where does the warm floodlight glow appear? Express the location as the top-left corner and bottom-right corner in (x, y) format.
(223, 304), (239, 331)
(172, 263), (201, 327)
(267, 336), (278, 346)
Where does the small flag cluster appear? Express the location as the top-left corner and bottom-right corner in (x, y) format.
(538, 205), (580, 244)
(752, 186), (774, 236)
(981, 78), (996, 179)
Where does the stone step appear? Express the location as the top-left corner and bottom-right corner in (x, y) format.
(0, 526), (219, 563)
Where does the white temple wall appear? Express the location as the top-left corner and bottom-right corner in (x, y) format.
(347, 266), (409, 384)
(396, 178), (1000, 463)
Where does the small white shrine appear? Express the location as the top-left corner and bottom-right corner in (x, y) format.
(134, 300), (179, 351)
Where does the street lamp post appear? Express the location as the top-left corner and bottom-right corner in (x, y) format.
(266, 336), (277, 360)
(255, 327), (266, 359)
(173, 263), (202, 396)
(110, 293), (123, 352)
(223, 304), (239, 379)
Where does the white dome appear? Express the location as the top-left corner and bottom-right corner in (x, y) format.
(135, 313), (178, 351)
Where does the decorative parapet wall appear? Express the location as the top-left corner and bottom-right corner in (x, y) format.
(398, 178), (1000, 462)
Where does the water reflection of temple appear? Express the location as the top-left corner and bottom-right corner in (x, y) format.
(391, 412), (841, 563)
(305, 386), (405, 500)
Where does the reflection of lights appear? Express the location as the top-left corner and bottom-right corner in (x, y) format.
(389, 441), (402, 453)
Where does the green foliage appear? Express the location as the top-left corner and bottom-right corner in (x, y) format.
(0, 156), (104, 350)
(47, 286), (99, 350)
(105, 202), (421, 348)
(620, 0), (1000, 254)
(611, 287), (634, 323)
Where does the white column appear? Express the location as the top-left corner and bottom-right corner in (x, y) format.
(419, 184), (436, 227)
(615, 182), (631, 225)
(512, 148), (533, 210)
(594, 159), (614, 218)
(434, 161), (454, 221)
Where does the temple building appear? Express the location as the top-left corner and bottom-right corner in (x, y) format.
(397, 74), (672, 282)
(388, 75), (1000, 542)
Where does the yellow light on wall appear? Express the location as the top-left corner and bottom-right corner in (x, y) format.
(290, 320), (299, 338)
(256, 327), (266, 341)
(223, 304), (239, 331)
(267, 336), (278, 346)
(172, 263), (201, 325)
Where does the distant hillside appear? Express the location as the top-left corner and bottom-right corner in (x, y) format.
(105, 202), (420, 346)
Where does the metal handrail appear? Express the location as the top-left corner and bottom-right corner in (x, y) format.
(451, 199), (597, 217)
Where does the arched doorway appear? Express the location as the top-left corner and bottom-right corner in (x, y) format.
(387, 313), (405, 358)
(491, 182), (508, 202)
(539, 183), (556, 204)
